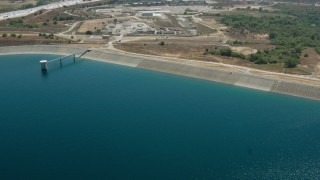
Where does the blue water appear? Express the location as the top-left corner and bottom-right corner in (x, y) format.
(0, 54), (320, 179)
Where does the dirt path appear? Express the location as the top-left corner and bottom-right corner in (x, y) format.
(58, 21), (82, 35)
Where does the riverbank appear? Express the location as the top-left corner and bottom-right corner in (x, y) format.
(0, 45), (319, 100)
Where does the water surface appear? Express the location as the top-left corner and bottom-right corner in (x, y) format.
(0, 54), (320, 179)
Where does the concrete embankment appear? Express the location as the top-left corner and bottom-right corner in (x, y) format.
(0, 45), (319, 100)
(137, 60), (320, 100)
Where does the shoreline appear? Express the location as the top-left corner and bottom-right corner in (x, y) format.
(0, 45), (320, 101)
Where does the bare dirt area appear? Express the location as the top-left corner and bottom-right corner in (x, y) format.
(249, 63), (310, 75)
(123, 35), (225, 46)
(227, 29), (271, 43)
(0, 36), (68, 46)
(254, 33), (269, 40)
(114, 42), (254, 67)
(197, 16), (227, 30)
(0, 0), (36, 12)
(77, 19), (108, 33)
(299, 48), (320, 74)
(0, 9), (75, 33)
(0, 30), (38, 34)
(230, 46), (257, 55)
(195, 23), (217, 35)
(114, 41), (312, 75)
(77, 17), (135, 33)
(146, 16), (175, 28)
(115, 42), (219, 62)
(226, 30), (274, 51)
(244, 43), (274, 51)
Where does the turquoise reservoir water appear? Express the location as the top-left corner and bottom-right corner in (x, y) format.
(0, 54), (320, 179)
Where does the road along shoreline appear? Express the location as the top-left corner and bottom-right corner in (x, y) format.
(0, 45), (319, 100)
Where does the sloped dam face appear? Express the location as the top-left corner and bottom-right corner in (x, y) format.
(0, 50), (320, 179)
(0, 45), (319, 100)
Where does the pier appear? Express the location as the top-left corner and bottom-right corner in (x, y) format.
(40, 49), (92, 71)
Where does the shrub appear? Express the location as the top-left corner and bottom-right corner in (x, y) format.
(26, 23), (38, 28)
(2, 33), (7, 37)
(269, 32), (277, 39)
(10, 34), (16, 37)
(315, 47), (320, 54)
(159, 41), (165, 46)
(219, 48), (232, 57)
(285, 58), (299, 68)
(233, 40), (242, 45)
(85, 31), (93, 35)
(255, 58), (267, 64)
(231, 52), (246, 59)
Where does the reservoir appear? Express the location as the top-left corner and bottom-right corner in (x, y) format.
(0, 54), (320, 179)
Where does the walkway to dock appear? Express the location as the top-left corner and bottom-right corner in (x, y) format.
(40, 49), (92, 71)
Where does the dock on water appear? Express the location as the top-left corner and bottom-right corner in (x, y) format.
(40, 49), (92, 71)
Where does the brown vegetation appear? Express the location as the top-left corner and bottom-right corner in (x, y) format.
(114, 42), (251, 66)
(0, 0), (36, 13)
(0, 36), (67, 46)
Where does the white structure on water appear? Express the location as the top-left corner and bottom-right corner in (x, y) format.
(40, 60), (48, 71)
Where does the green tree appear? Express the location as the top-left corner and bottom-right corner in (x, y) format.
(269, 32), (277, 39)
(219, 48), (232, 57)
(285, 58), (299, 68)
(315, 47), (320, 54)
(86, 31), (93, 35)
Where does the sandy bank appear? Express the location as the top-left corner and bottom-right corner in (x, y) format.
(0, 45), (319, 100)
